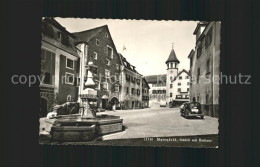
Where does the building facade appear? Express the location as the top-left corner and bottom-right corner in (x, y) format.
(168, 69), (190, 104)
(74, 25), (122, 110)
(40, 18), (80, 117)
(189, 21), (221, 117)
(142, 77), (150, 108)
(120, 54), (143, 109)
(145, 74), (167, 101)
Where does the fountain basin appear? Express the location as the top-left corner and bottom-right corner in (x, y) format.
(45, 114), (123, 141)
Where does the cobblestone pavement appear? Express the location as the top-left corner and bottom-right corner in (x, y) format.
(97, 106), (218, 140)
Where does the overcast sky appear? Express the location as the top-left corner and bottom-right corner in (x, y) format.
(55, 18), (197, 76)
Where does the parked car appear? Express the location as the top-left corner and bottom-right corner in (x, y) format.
(180, 102), (204, 119)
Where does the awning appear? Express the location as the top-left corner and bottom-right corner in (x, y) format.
(173, 99), (189, 102)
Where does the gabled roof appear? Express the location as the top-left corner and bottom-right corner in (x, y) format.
(165, 48), (180, 64)
(142, 77), (150, 89)
(73, 25), (107, 44)
(144, 74), (167, 84)
(193, 21), (209, 35)
(119, 53), (141, 75)
(188, 49), (195, 58)
(43, 18), (76, 38)
(172, 69), (190, 81)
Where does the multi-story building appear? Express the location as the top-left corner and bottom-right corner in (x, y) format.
(119, 54), (143, 109)
(74, 25), (122, 110)
(145, 74), (167, 101)
(188, 21), (220, 117)
(145, 46), (190, 106)
(40, 18), (80, 117)
(142, 77), (150, 108)
(167, 69), (190, 104)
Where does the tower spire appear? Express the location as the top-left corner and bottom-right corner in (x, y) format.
(172, 43), (174, 49)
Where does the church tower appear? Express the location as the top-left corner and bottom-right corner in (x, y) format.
(165, 44), (180, 105)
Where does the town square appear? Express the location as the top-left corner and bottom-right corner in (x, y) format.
(39, 18), (220, 147)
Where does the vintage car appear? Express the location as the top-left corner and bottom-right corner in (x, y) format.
(180, 102), (204, 119)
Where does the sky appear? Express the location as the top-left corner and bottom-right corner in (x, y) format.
(55, 18), (197, 76)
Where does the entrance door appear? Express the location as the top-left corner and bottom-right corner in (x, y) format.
(102, 99), (107, 109)
(40, 98), (48, 117)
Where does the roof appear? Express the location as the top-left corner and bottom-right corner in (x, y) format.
(73, 25), (107, 44)
(172, 69), (190, 81)
(119, 53), (141, 75)
(193, 21), (209, 35)
(42, 18), (79, 57)
(188, 49), (195, 58)
(144, 74), (167, 84)
(165, 48), (180, 64)
(43, 18), (76, 38)
(142, 77), (150, 89)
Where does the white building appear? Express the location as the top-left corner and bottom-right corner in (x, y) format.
(165, 47), (190, 106)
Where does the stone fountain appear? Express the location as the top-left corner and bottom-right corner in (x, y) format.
(45, 65), (123, 142)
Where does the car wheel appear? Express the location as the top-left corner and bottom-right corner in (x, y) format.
(200, 116), (204, 119)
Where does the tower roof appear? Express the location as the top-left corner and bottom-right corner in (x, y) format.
(165, 48), (180, 64)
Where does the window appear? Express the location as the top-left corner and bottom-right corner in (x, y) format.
(115, 85), (119, 92)
(197, 44), (202, 59)
(170, 93), (172, 97)
(205, 27), (212, 48)
(105, 33), (108, 38)
(65, 72), (74, 85)
(126, 74), (130, 81)
(187, 82), (190, 85)
(115, 73), (120, 81)
(170, 76), (172, 81)
(102, 82), (108, 90)
(170, 84), (173, 88)
(170, 63), (173, 68)
(190, 56), (193, 68)
(206, 59), (210, 74)
(185, 76), (189, 79)
(187, 88), (189, 91)
(67, 95), (71, 102)
(197, 68), (200, 83)
(107, 46), (113, 58)
(94, 52), (97, 60)
(137, 79), (140, 84)
(131, 76), (136, 83)
(178, 88), (181, 92)
(96, 39), (99, 46)
(66, 58), (74, 70)
(137, 89), (140, 96)
(105, 70), (110, 78)
(126, 87), (129, 94)
(178, 83), (181, 86)
(41, 48), (55, 85)
(179, 76), (182, 80)
(131, 88), (135, 95)
(43, 72), (51, 85)
(41, 50), (46, 62)
(106, 59), (110, 66)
